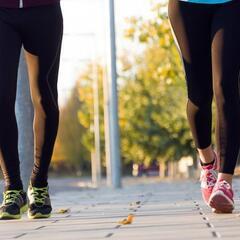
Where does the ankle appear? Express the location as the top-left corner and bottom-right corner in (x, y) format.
(30, 179), (48, 189)
(198, 146), (215, 164)
(5, 186), (24, 192)
(218, 173), (233, 186)
(200, 159), (215, 167)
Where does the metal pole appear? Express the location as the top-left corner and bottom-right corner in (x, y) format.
(92, 53), (101, 187)
(16, 49), (34, 190)
(103, 0), (121, 188)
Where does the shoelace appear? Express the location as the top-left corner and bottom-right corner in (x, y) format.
(216, 180), (231, 190)
(3, 190), (21, 205)
(30, 187), (48, 205)
(200, 168), (217, 188)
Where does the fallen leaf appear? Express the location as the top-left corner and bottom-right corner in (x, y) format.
(56, 208), (71, 214)
(118, 214), (134, 225)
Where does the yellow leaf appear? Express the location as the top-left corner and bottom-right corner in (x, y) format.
(118, 214), (134, 225)
(56, 208), (71, 214)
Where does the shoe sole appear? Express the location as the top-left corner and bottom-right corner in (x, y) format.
(28, 210), (51, 219)
(0, 204), (28, 220)
(209, 190), (234, 214)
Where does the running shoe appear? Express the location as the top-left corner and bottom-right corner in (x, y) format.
(200, 150), (219, 205)
(27, 185), (52, 219)
(209, 180), (234, 213)
(0, 190), (27, 220)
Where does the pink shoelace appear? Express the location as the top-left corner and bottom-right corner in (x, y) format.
(200, 168), (217, 188)
(215, 180), (231, 190)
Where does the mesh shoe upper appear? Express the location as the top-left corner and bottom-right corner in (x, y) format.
(0, 190), (27, 215)
(28, 186), (52, 216)
(212, 180), (234, 203)
(209, 179), (234, 213)
(200, 151), (219, 204)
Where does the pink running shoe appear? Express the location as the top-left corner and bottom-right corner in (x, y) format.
(209, 180), (234, 213)
(200, 151), (219, 205)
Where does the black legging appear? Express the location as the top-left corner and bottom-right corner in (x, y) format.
(0, 3), (63, 190)
(168, 0), (240, 175)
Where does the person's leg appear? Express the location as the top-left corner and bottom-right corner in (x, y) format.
(22, 4), (63, 189)
(211, 1), (240, 184)
(168, 1), (220, 205)
(208, 1), (240, 213)
(0, 12), (28, 220)
(0, 18), (22, 191)
(21, 3), (63, 219)
(168, 1), (215, 163)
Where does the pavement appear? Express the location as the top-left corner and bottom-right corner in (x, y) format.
(0, 177), (240, 240)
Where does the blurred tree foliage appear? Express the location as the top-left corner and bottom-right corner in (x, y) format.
(77, 64), (106, 167)
(119, 3), (195, 166)
(52, 3), (200, 173)
(52, 64), (105, 174)
(52, 83), (91, 174)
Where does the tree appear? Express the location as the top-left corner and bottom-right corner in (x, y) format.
(52, 83), (91, 174)
(77, 63), (106, 169)
(52, 63), (105, 174)
(119, 3), (195, 166)
(53, 3), (202, 174)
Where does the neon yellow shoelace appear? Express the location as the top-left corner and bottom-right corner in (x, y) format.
(3, 190), (21, 205)
(31, 187), (48, 204)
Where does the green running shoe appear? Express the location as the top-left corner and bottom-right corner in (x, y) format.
(27, 185), (52, 219)
(0, 190), (27, 220)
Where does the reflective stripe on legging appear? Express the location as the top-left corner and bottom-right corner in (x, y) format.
(168, 0), (240, 174)
(0, 3), (63, 190)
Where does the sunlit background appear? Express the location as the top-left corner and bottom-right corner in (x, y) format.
(51, 0), (222, 180)
(58, 0), (153, 106)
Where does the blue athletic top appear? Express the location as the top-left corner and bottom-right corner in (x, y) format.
(179, 0), (232, 3)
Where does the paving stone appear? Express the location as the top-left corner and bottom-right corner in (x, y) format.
(0, 178), (240, 239)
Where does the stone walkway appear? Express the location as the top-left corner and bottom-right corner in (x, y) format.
(1, 177), (240, 240)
